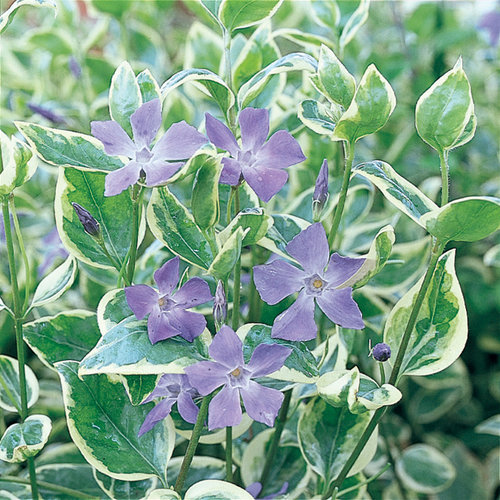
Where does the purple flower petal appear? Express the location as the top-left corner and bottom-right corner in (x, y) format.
(208, 325), (244, 369)
(271, 290), (317, 341)
(143, 161), (184, 186)
(246, 483), (262, 498)
(205, 113), (240, 156)
(242, 164), (288, 203)
(147, 307), (181, 344)
(130, 99), (162, 149)
(153, 256), (179, 295)
(253, 260), (305, 305)
(91, 120), (136, 157)
(286, 223), (329, 275)
(138, 397), (175, 437)
(240, 381), (283, 427)
(143, 374), (184, 403)
(247, 344), (292, 378)
(152, 121), (207, 161)
(125, 284), (158, 320)
(208, 385), (242, 430)
(220, 157), (242, 185)
(316, 288), (364, 330)
(255, 130), (306, 169)
(177, 391), (199, 424)
(239, 107), (269, 151)
(104, 161), (142, 196)
(324, 253), (365, 288)
(167, 308), (206, 342)
(174, 277), (212, 308)
(185, 361), (228, 396)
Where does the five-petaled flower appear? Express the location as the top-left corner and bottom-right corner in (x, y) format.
(91, 98), (207, 196)
(253, 223), (365, 341)
(125, 256), (212, 344)
(205, 107), (306, 202)
(138, 374), (200, 437)
(185, 326), (291, 430)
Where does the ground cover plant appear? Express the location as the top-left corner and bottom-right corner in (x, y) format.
(1, 0), (499, 499)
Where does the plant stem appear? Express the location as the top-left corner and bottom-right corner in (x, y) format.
(328, 141), (354, 250)
(127, 185), (143, 284)
(439, 149), (449, 206)
(336, 463), (391, 497)
(174, 395), (210, 494)
(379, 362), (386, 385)
(2, 198), (21, 317)
(0, 476), (93, 499)
(223, 28), (237, 133)
(259, 389), (292, 489)
(380, 425), (408, 500)
(231, 189), (241, 331)
(226, 426), (233, 482)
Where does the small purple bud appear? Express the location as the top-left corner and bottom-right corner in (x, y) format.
(69, 56), (82, 79)
(72, 202), (100, 237)
(213, 280), (227, 330)
(372, 343), (391, 362)
(313, 159), (329, 221)
(27, 103), (65, 124)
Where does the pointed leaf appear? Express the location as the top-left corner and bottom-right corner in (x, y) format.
(137, 69), (161, 103)
(0, 355), (39, 413)
(208, 227), (245, 279)
(185, 480), (254, 500)
(219, 207), (273, 246)
(219, 0), (283, 32)
(191, 156), (222, 230)
(339, 0), (370, 51)
(310, 0), (340, 29)
(94, 469), (157, 499)
(0, 0), (56, 34)
(298, 99), (337, 137)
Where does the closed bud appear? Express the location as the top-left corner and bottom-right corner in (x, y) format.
(313, 159), (329, 222)
(372, 342), (391, 362)
(72, 202), (100, 237)
(213, 280), (227, 330)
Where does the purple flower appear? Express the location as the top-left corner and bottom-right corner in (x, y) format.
(125, 256), (212, 344)
(246, 482), (289, 500)
(253, 223), (365, 341)
(371, 342), (391, 362)
(138, 374), (200, 437)
(91, 98), (207, 196)
(27, 103), (65, 124)
(185, 326), (292, 430)
(205, 108), (306, 202)
(313, 159), (329, 221)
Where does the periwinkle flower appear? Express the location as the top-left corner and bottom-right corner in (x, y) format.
(125, 256), (212, 344)
(246, 482), (289, 500)
(138, 374), (200, 437)
(72, 202), (100, 237)
(91, 98), (207, 196)
(254, 223), (365, 341)
(27, 103), (65, 124)
(372, 342), (391, 362)
(205, 107), (306, 202)
(313, 159), (329, 221)
(185, 326), (291, 430)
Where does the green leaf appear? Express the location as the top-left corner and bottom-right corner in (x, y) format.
(167, 456), (226, 495)
(147, 186), (214, 270)
(0, 415), (51, 463)
(333, 63), (396, 143)
(161, 68), (235, 116)
(0, 355), (39, 413)
(475, 414), (500, 437)
(484, 244), (500, 268)
(23, 310), (100, 369)
(79, 317), (210, 376)
(31, 256), (77, 309)
(416, 58), (474, 152)
(92, 0), (133, 16)
(97, 288), (131, 333)
(219, 207), (273, 246)
(208, 227), (244, 280)
(238, 52), (318, 108)
(273, 28), (334, 49)
(396, 444), (456, 494)
(310, 0), (340, 29)
(147, 490), (180, 500)
(184, 22), (223, 75)
(184, 480), (254, 500)
(237, 324), (318, 383)
(56, 360), (175, 481)
(0, 0), (57, 34)
(94, 469), (157, 499)
(121, 374), (159, 406)
(298, 397), (378, 486)
(298, 99), (337, 137)
(26, 28), (74, 56)
(339, 0), (370, 51)
(353, 161), (438, 225)
(219, 0), (283, 32)
(199, 0), (223, 24)
(109, 62), (142, 137)
(192, 156), (222, 230)
(0, 132), (37, 196)
(310, 45), (355, 108)
(384, 250), (467, 377)
(15, 122), (125, 173)
(421, 196), (500, 243)
(55, 167), (140, 268)
(137, 69), (161, 103)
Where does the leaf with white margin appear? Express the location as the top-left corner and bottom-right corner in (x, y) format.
(333, 64), (396, 143)
(94, 469), (158, 500)
(208, 227), (246, 279)
(56, 360), (175, 482)
(421, 196), (500, 243)
(30, 256), (77, 309)
(0, 355), (39, 413)
(238, 52), (318, 108)
(219, 0), (283, 32)
(298, 99), (338, 137)
(79, 317), (210, 376)
(310, 0), (340, 29)
(0, 295), (13, 316)
(475, 415), (500, 437)
(147, 490), (180, 500)
(298, 397), (378, 487)
(339, 0), (370, 51)
(384, 250), (467, 377)
(137, 69), (161, 103)
(396, 444), (456, 494)
(219, 208), (273, 247)
(0, 0), (56, 34)
(97, 288), (131, 334)
(0, 415), (51, 463)
(166, 456), (226, 494)
(353, 161), (438, 226)
(184, 480), (254, 500)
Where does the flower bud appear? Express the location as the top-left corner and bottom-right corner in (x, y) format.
(213, 280), (227, 330)
(72, 202), (100, 237)
(313, 159), (329, 222)
(372, 342), (391, 362)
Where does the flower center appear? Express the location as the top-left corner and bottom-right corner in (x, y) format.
(231, 368), (241, 377)
(237, 149), (256, 168)
(305, 274), (328, 295)
(313, 278), (323, 289)
(135, 147), (153, 163)
(158, 295), (175, 311)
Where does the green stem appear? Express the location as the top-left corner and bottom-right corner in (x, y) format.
(174, 396), (210, 494)
(2, 198), (21, 317)
(231, 189), (241, 331)
(439, 149), (449, 206)
(328, 141), (354, 250)
(379, 362), (386, 385)
(380, 425), (408, 500)
(127, 185), (143, 284)
(259, 389), (292, 489)
(27, 457), (40, 500)
(248, 245), (260, 322)
(0, 476), (94, 499)
(336, 463), (391, 497)
(227, 186), (236, 225)
(223, 28), (237, 133)
(225, 426), (233, 482)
